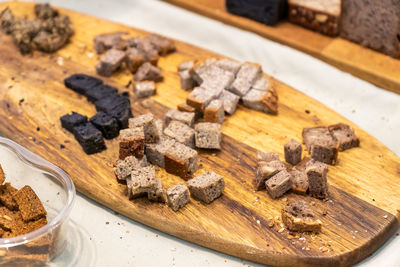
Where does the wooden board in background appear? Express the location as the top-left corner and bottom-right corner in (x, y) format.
(163, 0), (400, 95)
(0, 2), (399, 267)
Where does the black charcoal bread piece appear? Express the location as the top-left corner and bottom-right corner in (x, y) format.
(340, 0), (400, 57)
(226, 0), (288, 26)
(60, 112), (88, 133)
(95, 93), (132, 129)
(64, 74), (103, 95)
(85, 84), (118, 103)
(72, 122), (106, 154)
(90, 111), (119, 139)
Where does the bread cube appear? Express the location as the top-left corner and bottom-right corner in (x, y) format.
(302, 127), (338, 165)
(204, 99), (224, 124)
(186, 87), (217, 112)
(164, 142), (198, 179)
(90, 111), (119, 139)
(164, 120), (195, 148)
(253, 160), (286, 191)
(194, 122), (221, 150)
(73, 123), (106, 154)
(219, 90), (240, 115)
(284, 139), (302, 165)
(134, 81), (156, 98)
(145, 136), (176, 168)
(229, 62), (261, 96)
(328, 123), (359, 151)
(265, 170), (292, 199)
(126, 166), (157, 199)
(167, 183), (189, 211)
(281, 200), (322, 233)
(188, 171), (225, 204)
(134, 62), (162, 82)
(114, 155), (148, 182)
(289, 169), (308, 195)
(179, 70), (195, 90)
(306, 161), (328, 199)
(95, 48), (126, 77)
(119, 127), (145, 159)
(178, 60), (196, 72)
(242, 87), (278, 115)
(125, 47), (145, 73)
(60, 112), (88, 133)
(165, 109), (195, 127)
(129, 113), (160, 143)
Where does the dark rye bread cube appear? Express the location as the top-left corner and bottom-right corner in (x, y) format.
(328, 123), (359, 151)
(281, 200), (322, 233)
(177, 103), (201, 121)
(145, 136), (176, 168)
(73, 123), (106, 154)
(90, 111), (119, 139)
(95, 93), (132, 129)
(85, 84), (118, 103)
(134, 62), (163, 82)
(190, 58), (217, 85)
(229, 62), (261, 96)
(179, 70), (195, 91)
(119, 127), (145, 159)
(114, 155), (147, 183)
(13, 186), (47, 222)
(284, 139), (302, 165)
(148, 179), (166, 203)
(288, 0), (340, 36)
(188, 171), (225, 204)
(136, 38), (160, 65)
(145, 34), (176, 56)
(134, 81), (156, 98)
(265, 170), (292, 199)
(96, 48), (126, 77)
(289, 169), (309, 195)
(60, 112), (88, 133)
(93, 32), (126, 54)
(194, 122), (222, 150)
(164, 142), (198, 180)
(164, 120), (195, 148)
(167, 183), (189, 211)
(204, 99), (224, 124)
(64, 74), (103, 95)
(165, 109), (195, 127)
(340, 0), (400, 57)
(128, 113), (160, 143)
(219, 90), (240, 115)
(186, 87), (219, 112)
(226, 0), (287, 26)
(126, 166), (157, 199)
(178, 60), (196, 72)
(125, 47), (145, 73)
(306, 161), (328, 199)
(254, 160), (286, 191)
(302, 126), (338, 165)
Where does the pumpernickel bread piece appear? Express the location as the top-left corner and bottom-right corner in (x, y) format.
(164, 141), (198, 179)
(204, 99), (224, 124)
(328, 123), (359, 151)
(167, 183), (189, 211)
(188, 171), (224, 204)
(281, 200), (322, 232)
(60, 112), (88, 133)
(284, 139), (302, 165)
(254, 160), (286, 191)
(265, 170), (292, 199)
(306, 160), (329, 199)
(302, 126), (338, 165)
(289, 169), (308, 195)
(119, 127), (145, 159)
(145, 136), (176, 168)
(340, 0), (400, 57)
(194, 122), (222, 150)
(288, 0), (340, 36)
(73, 122), (106, 154)
(129, 113), (160, 143)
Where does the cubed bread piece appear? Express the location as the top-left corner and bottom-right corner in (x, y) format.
(95, 93), (132, 128)
(284, 139), (302, 165)
(219, 90), (240, 115)
(165, 109), (195, 127)
(190, 58), (217, 85)
(328, 123), (359, 151)
(13, 186), (47, 222)
(145, 34), (176, 56)
(165, 142), (198, 179)
(0, 183), (18, 210)
(125, 36), (141, 48)
(85, 84), (118, 103)
(64, 73), (103, 95)
(252, 76), (270, 91)
(93, 32), (126, 54)
(60, 112), (88, 133)
(136, 38), (159, 65)
(242, 87), (279, 115)
(288, 0), (340, 36)
(154, 119), (163, 138)
(340, 0), (400, 57)
(306, 161), (328, 199)
(129, 113), (160, 143)
(229, 62), (261, 96)
(302, 127), (338, 165)
(148, 179), (166, 202)
(289, 170), (309, 195)
(73, 123), (106, 154)
(256, 151), (280, 164)
(134, 81), (156, 98)
(134, 62), (163, 82)
(188, 171), (225, 204)
(253, 160), (286, 191)
(186, 87), (219, 112)
(164, 120), (195, 148)
(95, 48), (126, 77)
(125, 47), (145, 73)
(204, 99), (224, 124)
(281, 200), (322, 232)
(177, 103), (201, 120)
(119, 127), (145, 159)
(179, 70), (195, 90)
(178, 60), (196, 72)
(167, 183), (189, 211)
(90, 111), (119, 139)
(114, 155), (147, 182)
(226, 0), (288, 26)
(145, 136), (176, 168)
(214, 59), (242, 74)
(265, 170), (292, 199)
(126, 166), (157, 199)
(200, 65), (235, 92)
(194, 122), (222, 150)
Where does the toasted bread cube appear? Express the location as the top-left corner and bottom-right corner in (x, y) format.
(179, 70), (195, 90)
(328, 123), (359, 151)
(229, 62), (261, 96)
(129, 113), (160, 143)
(126, 166), (157, 199)
(165, 109), (195, 127)
(125, 47), (145, 73)
(167, 183), (189, 211)
(178, 60), (196, 72)
(95, 48), (126, 77)
(289, 169), (309, 195)
(281, 200), (322, 232)
(188, 171), (225, 204)
(164, 120), (195, 148)
(254, 160), (286, 191)
(204, 99), (224, 124)
(242, 87), (278, 115)
(13, 186), (47, 222)
(302, 127), (338, 165)
(145, 34), (175, 56)
(146, 137), (176, 168)
(219, 90), (240, 115)
(194, 122), (221, 150)
(164, 142), (198, 179)
(119, 127), (145, 159)
(284, 139), (302, 165)
(306, 161), (328, 199)
(93, 32), (126, 54)
(186, 87), (217, 112)
(256, 151), (280, 164)
(265, 170), (292, 199)
(114, 155), (147, 182)
(134, 62), (162, 82)
(214, 59), (241, 74)
(148, 179), (166, 202)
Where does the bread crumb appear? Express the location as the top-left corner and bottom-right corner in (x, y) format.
(383, 215), (388, 219)
(268, 221), (274, 228)
(281, 197), (287, 202)
(278, 228), (285, 233)
(256, 220), (260, 224)
(105, 222), (109, 225)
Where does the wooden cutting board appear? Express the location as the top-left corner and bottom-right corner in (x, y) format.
(0, 2), (399, 266)
(163, 0), (400, 95)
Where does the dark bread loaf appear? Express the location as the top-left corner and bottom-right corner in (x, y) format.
(226, 0), (287, 26)
(340, 0), (400, 57)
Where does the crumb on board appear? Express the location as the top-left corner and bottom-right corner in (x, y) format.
(106, 221), (110, 225)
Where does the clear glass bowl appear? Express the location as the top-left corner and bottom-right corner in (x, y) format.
(0, 137), (75, 266)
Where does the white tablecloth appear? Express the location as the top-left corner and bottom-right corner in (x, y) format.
(3, 0), (400, 266)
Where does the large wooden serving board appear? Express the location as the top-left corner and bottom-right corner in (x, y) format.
(164, 0), (400, 95)
(0, 2), (399, 266)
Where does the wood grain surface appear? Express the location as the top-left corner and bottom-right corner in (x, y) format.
(0, 2), (399, 266)
(163, 0), (400, 95)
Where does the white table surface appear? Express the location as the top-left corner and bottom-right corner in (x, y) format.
(3, 0), (400, 266)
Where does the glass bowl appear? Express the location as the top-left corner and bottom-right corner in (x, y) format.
(0, 137), (75, 266)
